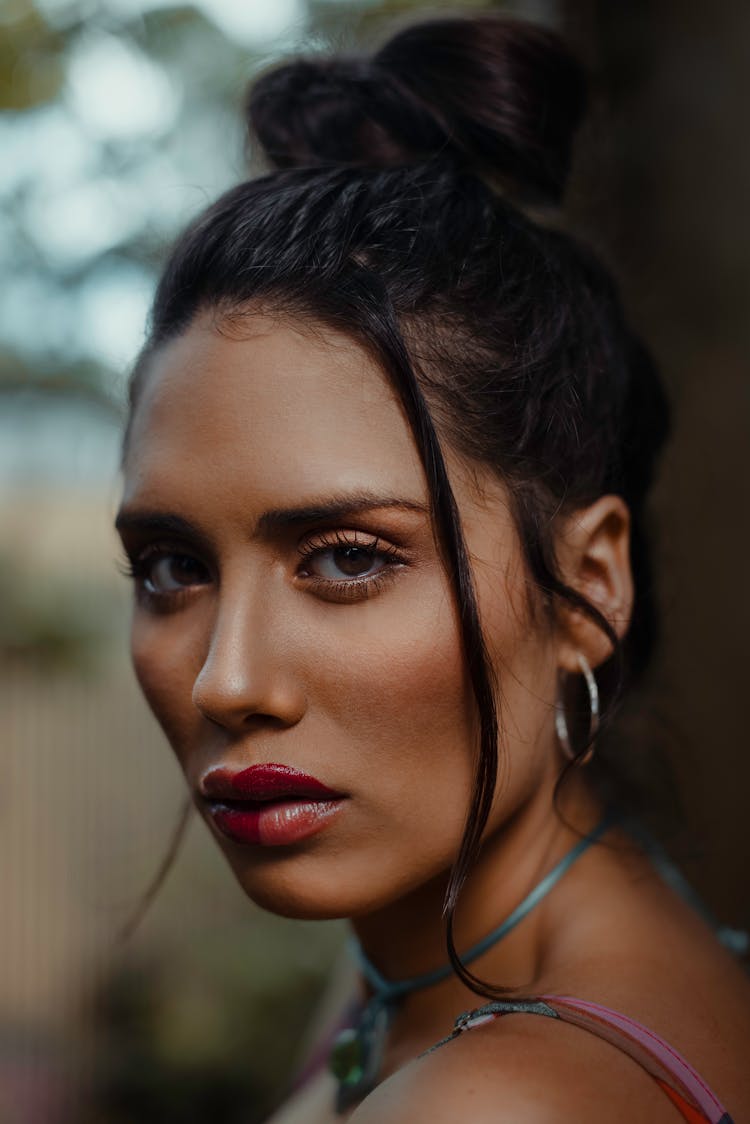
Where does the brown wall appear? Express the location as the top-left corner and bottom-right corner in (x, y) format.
(565, 0), (750, 927)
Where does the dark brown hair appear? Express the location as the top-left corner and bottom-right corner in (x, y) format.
(125, 15), (670, 998)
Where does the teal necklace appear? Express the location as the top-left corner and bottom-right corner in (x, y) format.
(328, 814), (614, 1113)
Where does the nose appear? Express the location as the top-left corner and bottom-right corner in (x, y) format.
(192, 590), (306, 732)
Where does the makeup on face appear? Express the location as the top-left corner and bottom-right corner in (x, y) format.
(114, 493), (426, 612)
(201, 763), (347, 846)
(117, 314), (553, 921)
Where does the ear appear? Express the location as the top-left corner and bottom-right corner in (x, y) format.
(554, 495), (634, 672)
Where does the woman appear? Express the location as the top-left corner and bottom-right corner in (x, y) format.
(115, 14), (750, 1122)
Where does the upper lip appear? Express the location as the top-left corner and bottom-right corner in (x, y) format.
(200, 763), (344, 803)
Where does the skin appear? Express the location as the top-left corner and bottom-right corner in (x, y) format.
(118, 310), (750, 1122)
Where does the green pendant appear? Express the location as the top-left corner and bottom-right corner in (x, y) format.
(329, 1027), (365, 1086)
(329, 999), (392, 1113)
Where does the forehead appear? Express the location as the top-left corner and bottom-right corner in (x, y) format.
(122, 312), (427, 515)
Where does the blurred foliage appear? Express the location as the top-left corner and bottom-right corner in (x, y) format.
(0, 0), (66, 109)
(1, 0), (511, 405)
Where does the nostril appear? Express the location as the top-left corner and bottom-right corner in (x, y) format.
(191, 661), (256, 725)
(192, 668), (306, 730)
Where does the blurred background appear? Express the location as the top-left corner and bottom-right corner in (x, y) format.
(2, 0), (749, 1121)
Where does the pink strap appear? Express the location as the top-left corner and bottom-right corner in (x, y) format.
(454, 994), (733, 1122)
(539, 995), (731, 1123)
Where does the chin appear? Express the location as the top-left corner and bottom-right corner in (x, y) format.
(225, 847), (451, 923)
(223, 852), (369, 921)
(248, 891), (351, 922)
(237, 875), (359, 921)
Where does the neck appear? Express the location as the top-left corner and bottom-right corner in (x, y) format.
(328, 780), (607, 1101)
(350, 779), (603, 1002)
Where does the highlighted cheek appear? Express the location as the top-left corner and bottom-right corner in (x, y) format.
(131, 632), (201, 757)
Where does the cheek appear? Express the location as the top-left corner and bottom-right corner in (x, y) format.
(307, 577), (478, 848)
(317, 610), (471, 737)
(474, 553), (558, 811)
(130, 613), (204, 765)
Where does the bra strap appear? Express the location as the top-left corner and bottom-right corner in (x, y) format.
(420, 994), (734, 1124)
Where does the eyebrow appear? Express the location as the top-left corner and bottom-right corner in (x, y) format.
(113, 511), (212, 550)
(253, 493), (429, 534)
(114, 492), (429, 541)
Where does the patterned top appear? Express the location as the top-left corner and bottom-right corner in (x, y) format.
(421, 994), (734, 1123)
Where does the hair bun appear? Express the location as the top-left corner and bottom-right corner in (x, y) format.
(247, 16), (587, 205)
(247, 56), (448, 173)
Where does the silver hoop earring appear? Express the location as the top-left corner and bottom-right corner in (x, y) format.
(555, 652), (600, 764)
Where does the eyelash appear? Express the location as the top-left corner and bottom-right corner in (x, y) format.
(117, 546), (203, 614)
(119, 530), (406, 611)
(296, 530), (405, 602)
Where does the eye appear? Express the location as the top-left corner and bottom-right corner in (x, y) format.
(296, 530), (405, 601)
(119, 546), (211, 607)
(143, 553), (208, 594)
(306, 544), (386, 580)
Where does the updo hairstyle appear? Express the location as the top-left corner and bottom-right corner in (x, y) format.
(126, 16), (670, 1001)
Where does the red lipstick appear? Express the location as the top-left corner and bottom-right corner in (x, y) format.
(201, 763), (346, 847)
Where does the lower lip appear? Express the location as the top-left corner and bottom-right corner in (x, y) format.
(208, 798), (345, 846)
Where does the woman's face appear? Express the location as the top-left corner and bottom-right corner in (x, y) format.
(118, 311), (561, 920)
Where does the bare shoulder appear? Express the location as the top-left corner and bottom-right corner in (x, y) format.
(349, 1010), (678, 1124)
